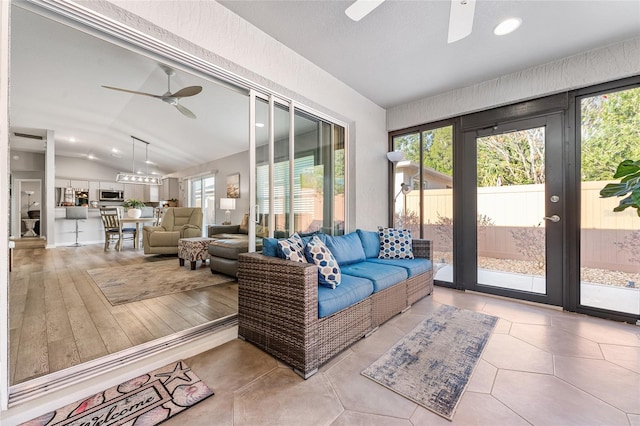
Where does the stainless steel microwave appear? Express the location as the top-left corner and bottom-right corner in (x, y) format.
(99, 190), (124, 201)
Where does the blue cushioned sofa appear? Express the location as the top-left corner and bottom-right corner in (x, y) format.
(237, 229), (434, 378)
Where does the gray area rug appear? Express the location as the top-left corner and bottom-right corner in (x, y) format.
(88, 259), (235, 305)
(362, 304), (498, 420)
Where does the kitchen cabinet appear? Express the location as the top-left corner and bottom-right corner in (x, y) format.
(100, 181), (125, 191)
(55, 178), (71, 188)
(70, 180), (89, 189)
(88, 181), (100, 202)
(160, 178), (179, 201)
(124, 183), (160, 203)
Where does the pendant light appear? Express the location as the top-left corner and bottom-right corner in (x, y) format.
(116, 136), (162, 185)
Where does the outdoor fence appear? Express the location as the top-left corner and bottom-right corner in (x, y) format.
(396, 181), (639, 273)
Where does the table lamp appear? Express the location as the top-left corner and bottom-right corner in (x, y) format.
(220, 198), (236, 225)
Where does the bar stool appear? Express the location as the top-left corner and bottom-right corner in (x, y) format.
(66, 206), (88, 247)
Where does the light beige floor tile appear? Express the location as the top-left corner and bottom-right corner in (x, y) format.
(492, 370), (629, 425)
(432, 289), (488, 312)
(466, 359), (497, 394)
(629, 414), (640, 426)
(510, 323), (603, 358)
(163, 392), (234, 426)
(330, 410), (412, 426)
(493, 318), (513, 334)
(325, 350), (417, 419)
(350, 322), (406, 356)
(186, 339), (279, 392)
(403, 296), (442, 316)
(554, 355), (640, 414)
(482, 334), (554, 374)
(551, 315), (640, 347)
(482, 302), (552, 325)
(600, 344), (640, 374)
(234, 367), (342, 426)
(386, 311), (429, 334)
(449, 392), (530, 426)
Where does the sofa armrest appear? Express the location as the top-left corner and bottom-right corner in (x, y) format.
(238, 252), (320, 374)
(181, 225), (202, 238)
(412, 239), (433, 261)
(208, 224), (240, 237)
(143, 225), (166, 233)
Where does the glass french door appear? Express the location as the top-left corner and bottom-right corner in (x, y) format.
(190, 175), (216, 230)
(462, 115), (563, 306)
(578, 86), (640, 316)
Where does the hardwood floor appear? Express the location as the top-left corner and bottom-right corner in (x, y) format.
(9, 243), (238, 385)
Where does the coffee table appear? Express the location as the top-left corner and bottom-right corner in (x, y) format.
(178, 237), (216, 270)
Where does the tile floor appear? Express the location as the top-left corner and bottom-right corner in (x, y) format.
(169, 287), (640, 426)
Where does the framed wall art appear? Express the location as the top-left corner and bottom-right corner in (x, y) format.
(226, 173), (240, 198)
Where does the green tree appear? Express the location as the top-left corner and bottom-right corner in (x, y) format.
(581, 87), (640, 181)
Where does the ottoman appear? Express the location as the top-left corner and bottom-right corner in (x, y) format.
(178, 237), (216, 270)
(208, 238), (263, 277)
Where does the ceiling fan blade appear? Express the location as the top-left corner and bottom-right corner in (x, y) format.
(447, 0), (476, 44)
(345, 0), (385, 22)
(170, 86), (203, 98)
(174, 103), (196, 119)
(101, 85), (162, 99)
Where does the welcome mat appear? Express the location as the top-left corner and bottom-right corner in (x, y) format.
(21, 360), (213, 426)
(88, 259), (236, 305)
(362, 304), (498, 420)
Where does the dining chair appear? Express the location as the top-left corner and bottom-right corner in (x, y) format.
(99, 207), (137, 251)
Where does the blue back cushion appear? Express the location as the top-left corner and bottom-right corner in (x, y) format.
(357, 229), (380, 258)
(325, 232), (366, 266)
(262, 238), (279, 257)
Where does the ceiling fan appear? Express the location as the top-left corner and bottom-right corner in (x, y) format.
(102, 66), (203, 119)
(345, 0), (476, 44)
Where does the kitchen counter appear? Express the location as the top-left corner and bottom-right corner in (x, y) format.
(55, 207), (104, 246)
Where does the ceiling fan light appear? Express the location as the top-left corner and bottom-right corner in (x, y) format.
(494, 17), (522, 36)
(345, 0), (385, 22)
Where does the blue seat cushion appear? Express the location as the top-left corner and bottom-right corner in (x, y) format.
(366, 258), (432, 278)
(317, 274), (373, 318)
(357, 229), (380, 258)
(340, 262), (408, 292)
(325, 232), (366, 266)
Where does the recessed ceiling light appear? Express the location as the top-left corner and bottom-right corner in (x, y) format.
(69, 137), (76, 143)
(87, 155), (97, 160)
(494, 18), (522, 36)
(111, 148), (119, 153)
(255, 123), (265, 128)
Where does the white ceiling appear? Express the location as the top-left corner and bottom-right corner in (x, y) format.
(219, 0), (640, 108)
(9, 1), (640, 175)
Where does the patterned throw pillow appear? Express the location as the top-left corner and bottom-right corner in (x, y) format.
(305, 235), (341, 289)
(378, 227), (414, 259)
(277, 233), (307, 263)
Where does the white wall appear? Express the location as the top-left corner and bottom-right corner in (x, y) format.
(172, 150), (250, 225)
(82, 0), (388, 231)
(387, 37), (640, 131)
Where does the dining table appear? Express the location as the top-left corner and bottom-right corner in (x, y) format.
(119, 217), (156, 249)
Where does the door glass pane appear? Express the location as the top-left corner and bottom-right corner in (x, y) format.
(255, 98), (270, 234)
(272, 103), (290, 237)
(333, 125), (346, 235)
(423, 126), (453, 284)
(392, 133), (420, 232)
(476, 127), (546, 294)
(203, 176), (216, 227)
(580, 87), (640, 315)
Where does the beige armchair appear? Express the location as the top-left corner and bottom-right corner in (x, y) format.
(143, 207), (203, 254)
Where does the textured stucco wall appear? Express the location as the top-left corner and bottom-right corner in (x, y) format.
(80, 0), (388, 231)
(387, 37), (640, 131)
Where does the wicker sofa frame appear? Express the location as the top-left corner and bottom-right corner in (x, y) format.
(237, 238), (434, 379)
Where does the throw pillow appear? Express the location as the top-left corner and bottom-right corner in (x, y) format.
(277, 233), (307, 263)
(238, 213), (249, 234)
(378, 227), (414, 259)
(305, 235), (341, 289)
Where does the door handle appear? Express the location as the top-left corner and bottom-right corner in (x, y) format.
(543, 215), (560, 222)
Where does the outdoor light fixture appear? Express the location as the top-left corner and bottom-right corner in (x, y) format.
(116, 136), (162, 185)
(386, 150), (405, 163)
(220, 198), (236, 225)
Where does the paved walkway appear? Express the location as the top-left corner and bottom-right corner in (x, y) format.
(435, 265), (640, 315)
